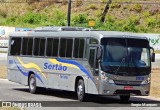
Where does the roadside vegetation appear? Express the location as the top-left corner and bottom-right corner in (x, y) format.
(0, 0), (159, 33)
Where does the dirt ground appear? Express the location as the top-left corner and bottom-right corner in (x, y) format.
(0, 66), (159, 98)
(0, 65), (6, 79)
(0, 108), (20, 110)
(150, 69), (160, 98)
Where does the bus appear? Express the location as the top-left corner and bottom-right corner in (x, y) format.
(7, 26), (155, 102)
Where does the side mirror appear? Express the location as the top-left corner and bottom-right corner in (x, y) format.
(150, 47), (155, 62)
(151, 53), (155, 62)
(97, 46), (102, 60)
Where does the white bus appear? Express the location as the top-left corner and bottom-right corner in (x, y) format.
(7, 26), (155, 102)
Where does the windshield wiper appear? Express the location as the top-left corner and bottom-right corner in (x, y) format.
(114, 57), (126, 75)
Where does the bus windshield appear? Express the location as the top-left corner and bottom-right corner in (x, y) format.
(101, 38), (150, 76)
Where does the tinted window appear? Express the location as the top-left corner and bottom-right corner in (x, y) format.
(89, 49), (95, 68)
(34, 38), (40, 56)
(28, 38), (33, 55)
(74, 38), (85, 58)
(46, 38), (53, 56)
(46, 38), (59, 57)
(127, 39), (149, 48)
(34, 38), (45, 56)
(39, 39), (45, 56)
(52, 39), (59, 57)
(22, 38), (33, 55)
(60, 38), (73, 57)
(10, 38), (21, 55)
(66, 39), (73, 57)
(60, 38), (66, 57)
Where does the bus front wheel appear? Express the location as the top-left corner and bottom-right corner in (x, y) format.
(77, 79), (85, 102)
(120, 95), (130, 102)
(29, 74), (37, 94)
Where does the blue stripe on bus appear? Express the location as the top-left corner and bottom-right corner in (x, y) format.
(15, 61), (44, 84)
(56, 58), (94, 82)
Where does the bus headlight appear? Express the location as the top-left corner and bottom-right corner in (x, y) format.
(101, 72), (107, 81)
(108, 79), (114, 84)
(141, 78), (151, 85)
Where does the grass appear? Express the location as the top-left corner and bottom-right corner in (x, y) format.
(0, 65), (160, 98)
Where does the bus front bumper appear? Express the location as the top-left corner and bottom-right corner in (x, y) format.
(99, 81), (150, 96)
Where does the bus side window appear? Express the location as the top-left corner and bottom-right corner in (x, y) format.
(34, 38), (45, 56)
(22, 38), (33, 55)
(60, 38), (67, 57)
(66, 39), (73, 57)
(27, 38), (33, 55)
(73, 38), (85, 58)
(46, 38), (59, 57)
(39, 38), (45, 56)
(60, 38), (73, 58)
(52, 39), (59, 57)
(10, 37), (22, 56)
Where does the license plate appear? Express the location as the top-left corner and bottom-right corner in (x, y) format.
(124, 86), (133, 90)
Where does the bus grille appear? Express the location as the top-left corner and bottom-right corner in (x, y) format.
(114, 80), (142, 86)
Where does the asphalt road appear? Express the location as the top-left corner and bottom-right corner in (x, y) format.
(0, 79), (160, 110)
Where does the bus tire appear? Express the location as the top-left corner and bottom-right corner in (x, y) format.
(29, 74), (37, 94)
(77, 79), (85, 102)
(120, 95), (130, 102)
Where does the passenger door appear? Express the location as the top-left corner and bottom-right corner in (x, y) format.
(88, 47), (99, 86)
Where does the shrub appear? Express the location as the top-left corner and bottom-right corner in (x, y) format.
(75, 0), (83, 7)
(6, 16), (16, 23)
(121, 16), (140, 32)
(111, 3), (121, 9)
(143, 11), (150, 18)
(87, 4), (98, 10)
(20, 12), (47, 24)
(130, 4), (142, 12)
(72, 14), (88, 24)
(62, 0), (68, 5)
(0, 9), (7, 18)
(145, 17), (156, 28)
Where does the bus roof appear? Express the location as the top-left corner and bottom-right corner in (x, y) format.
(9, 26), (147, 40)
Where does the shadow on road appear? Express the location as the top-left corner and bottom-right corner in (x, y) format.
(13, 87), (160, 106)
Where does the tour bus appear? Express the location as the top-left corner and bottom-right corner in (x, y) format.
(7, 26), (155, 102)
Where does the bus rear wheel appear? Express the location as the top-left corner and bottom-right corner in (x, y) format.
(29, 74), (37, 94)
(77, 79), (85, 102)
(120, 95), (130, 102)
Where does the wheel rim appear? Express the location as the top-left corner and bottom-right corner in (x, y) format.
(30, 78), (35, 91)
(77, 84), (83, 97)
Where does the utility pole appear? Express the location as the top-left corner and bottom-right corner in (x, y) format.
(100, 0), (112, 22)
(67, 0), (71, 26)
